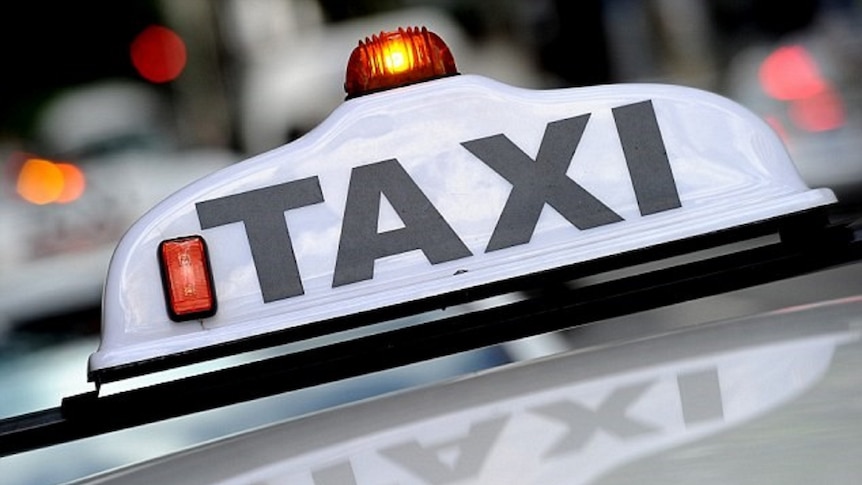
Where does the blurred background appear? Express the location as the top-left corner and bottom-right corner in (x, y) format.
(1, 1), (861, 483)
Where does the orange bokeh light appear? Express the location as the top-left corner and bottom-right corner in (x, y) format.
(130, 25), (187, 83)
(55, 163), (86, 203)
(16, 158), (86, 205)
(17, 159), (64, 205)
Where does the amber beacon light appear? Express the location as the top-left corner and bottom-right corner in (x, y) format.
(344, 26), (458, 98)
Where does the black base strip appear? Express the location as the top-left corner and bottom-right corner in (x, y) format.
(1, 210), (861, 457)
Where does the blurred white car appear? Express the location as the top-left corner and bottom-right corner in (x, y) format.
(0, 81), (239, 333)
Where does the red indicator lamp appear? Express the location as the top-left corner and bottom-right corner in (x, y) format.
(344, 26), (458, 98)
(159, 236), (217, 321)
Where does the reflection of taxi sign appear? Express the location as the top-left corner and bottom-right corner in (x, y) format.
(206, 325), (854, 485)
(88, 27), (836, 382)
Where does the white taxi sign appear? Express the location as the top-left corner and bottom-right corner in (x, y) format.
(89, 72), (835, 380)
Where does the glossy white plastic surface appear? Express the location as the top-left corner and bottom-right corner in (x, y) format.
(90, 75), (836, 375)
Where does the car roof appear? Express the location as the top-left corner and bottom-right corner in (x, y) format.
(69, 291), (862, 484)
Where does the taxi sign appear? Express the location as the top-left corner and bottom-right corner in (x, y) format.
(88, 28), (836, 382)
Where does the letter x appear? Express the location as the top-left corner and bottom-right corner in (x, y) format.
(532, 382), (658, 457)
(462, 115), (623, 252)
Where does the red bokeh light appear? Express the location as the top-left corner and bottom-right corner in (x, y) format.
(789, 87), (846, 132)
(130, 25), (187, 83)
(759, 44), (846, 133)
(759, 45), (827, 101)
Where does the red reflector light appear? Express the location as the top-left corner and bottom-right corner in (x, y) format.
(158, 236), (217, 321)
(344, 26), (458, 99)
